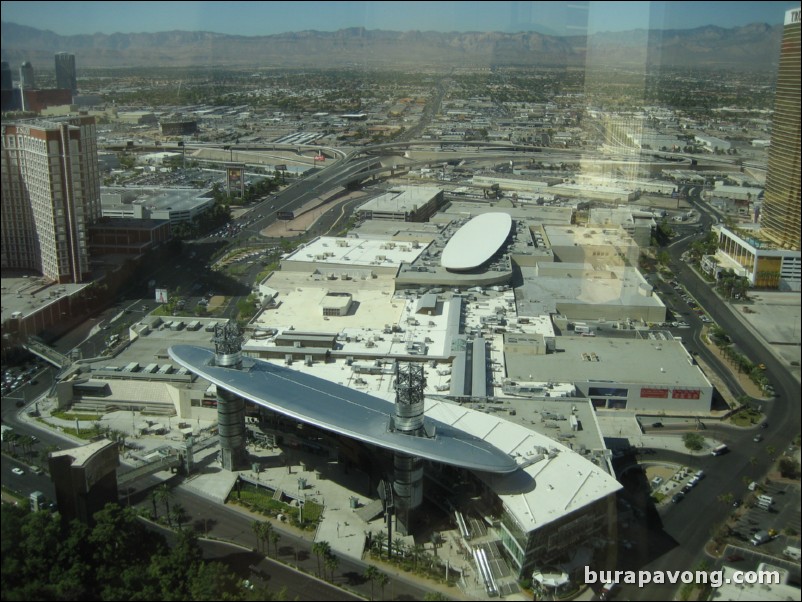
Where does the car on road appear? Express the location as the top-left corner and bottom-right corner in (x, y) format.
(671, 492), (685, 503)
(753, 434), (763, 443)
(11, 467), (24, 476)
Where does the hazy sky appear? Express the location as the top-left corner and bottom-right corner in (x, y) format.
(1, 1), (795, 37)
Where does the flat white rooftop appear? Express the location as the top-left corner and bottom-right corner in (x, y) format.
(357, 186), (441, 214)
(544, 224), (638, 248)
(283, 236), (426, 269)
(505, 337), (711, 389)
(253, 277), (404, 334)
(249, 292), (459, 359)
(1, 276), (90, 323)
(424, 398), (622, 532)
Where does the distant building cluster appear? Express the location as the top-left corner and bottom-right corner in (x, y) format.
(1, 52), (78, 113)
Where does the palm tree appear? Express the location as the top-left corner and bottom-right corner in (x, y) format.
(393, 536), (406, 560)
(170, 503), (189, 530)
(411, 543), (426, 571)
(373, 531), (387, 559)
(252, 521), (263, 552)
(376, 570), (389, 600)
(270, 530), (281, 558)
(324, 552), (339, 582)
(364, 565), (380, 601)
(312, 540), (331, 578)
(261, 521), (273, 556)
(4, 431), (19, 454)
(150, 490), (159, 520)
(156, 484), (173, 526)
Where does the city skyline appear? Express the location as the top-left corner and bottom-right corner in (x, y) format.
(0, 1), (795, 38)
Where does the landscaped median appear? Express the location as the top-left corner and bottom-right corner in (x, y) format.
(228, 480), (323, 531)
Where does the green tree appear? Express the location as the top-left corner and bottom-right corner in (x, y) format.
(149, 529), (202, 600)
(682, 432), (705, 451)
(717, 492), (734, 505)
(190, 561), (244, 601)
(90, 504), (166, 600)
(779, 457), (800, 479)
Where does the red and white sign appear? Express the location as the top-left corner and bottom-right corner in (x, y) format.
(672, 389), (701, 400)
(641, 387), (669, 398)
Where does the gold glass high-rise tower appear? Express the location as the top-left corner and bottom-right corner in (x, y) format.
(760, 7), (801, 251)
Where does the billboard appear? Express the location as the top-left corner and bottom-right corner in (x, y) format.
(641, 387), (669, 399)
(155, 288), (169, 304)
(226, 163), (245, 198)
(314, 154), (326, 162)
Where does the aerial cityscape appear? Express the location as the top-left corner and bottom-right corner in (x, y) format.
(1, 2), (800, 601)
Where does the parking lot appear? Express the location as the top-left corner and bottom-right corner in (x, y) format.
(727, 480), (801, 559)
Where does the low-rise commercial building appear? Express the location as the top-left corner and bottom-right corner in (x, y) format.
(100, 187), (215, 225)
(504, 335), (713, 412)
(356, 186), (443, 222)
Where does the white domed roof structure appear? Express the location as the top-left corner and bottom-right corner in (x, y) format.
(441, 212), (512, 271)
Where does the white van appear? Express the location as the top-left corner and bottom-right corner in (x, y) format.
(711, 444), (729, 456)
(750, 531), (771, 546)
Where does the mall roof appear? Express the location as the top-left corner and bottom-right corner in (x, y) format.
(169, 345), (518, 474)
(441, 212), (512, 271)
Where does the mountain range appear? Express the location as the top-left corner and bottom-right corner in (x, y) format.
(0, 21), (782, 71)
